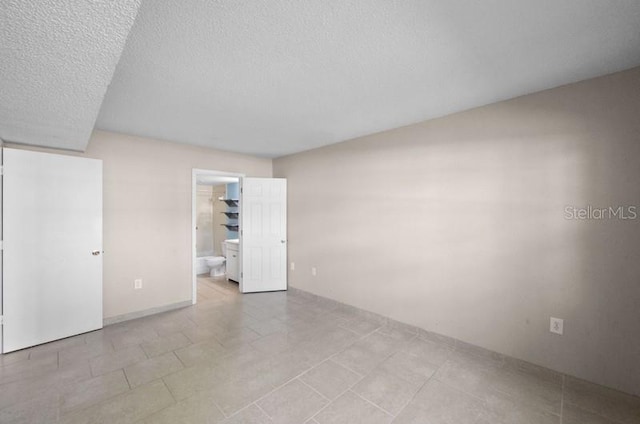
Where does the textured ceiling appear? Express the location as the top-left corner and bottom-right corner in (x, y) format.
(0, 0), (141, 150)
(3, 1), (640, 156)
(96, 0), (640, 157)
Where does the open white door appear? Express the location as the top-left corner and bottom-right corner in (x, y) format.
(240, 178), (287, 293)
(2, 148), (103, 353)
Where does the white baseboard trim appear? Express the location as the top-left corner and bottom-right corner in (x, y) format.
(103, 300), (192, 326)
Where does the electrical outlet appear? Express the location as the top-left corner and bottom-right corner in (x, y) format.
(550, 317), (563, 335)
(290, 262), (295, 271)
(134, 279), (143, 290)
(311, 267), (317, 276)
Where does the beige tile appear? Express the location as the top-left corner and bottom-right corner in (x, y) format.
(352, 369), (422, 416)
(90, 345), (147, 376)
(0, 361), (91, 410)
(406, 380), (484, 424)
(301, 360), (361, 400)
(60, 379), (175, 424)
(261, 349), (317, 388)
(222, 404), (273, 424)
(376, 324), (417, 343)
(389, 403), (432, 424)
(314, 391), (392, 424)
(0, 352), (59, 385)
(181, 325), (220, 343)
(61, 369), (130, 413)
(174, 339), (228, 367)
(402, 338), (452, 367)
(247, 317), (289, 336)
(109, 326), (159, 350)
(339, 317), (382, 335)
(213, 327), (262, 349)
(377, 351), (437, 385)
(59, 339), (115, 368)
(257, 379), (328, 424)
(163, 364), (228, 400)
(434, 350), (502, 396)
(0, 392), (60, 424)
(0, 349), (30, 367)
(142, 390), (225, 423)
(562, 403), (620, 424)
(124, 351), (184, 387)
(152, 317), (198, 337)
(141, 332), (192, 358)
(27, 334), (88, 357)
(332, 333), (399, 376)
(250, 332), (297, 355)
(486, 362), (562, 414)
(477, 387), (560, 424)
(4, 280), (638, 424)
(210, 373), (275, 416)
(564, 376), (640, 424)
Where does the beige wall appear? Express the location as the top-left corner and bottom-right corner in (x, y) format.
(196, 184), (229, 257)
(196, 185), (215, 257)
(274, 67), (640, 395)
(6, 130), (272, 319)
(211, 185), (228, 256)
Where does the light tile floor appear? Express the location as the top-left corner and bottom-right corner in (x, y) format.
(1, 277), (639, 423)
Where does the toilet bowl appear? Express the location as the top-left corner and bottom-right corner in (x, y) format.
(205, 256), (225, 277)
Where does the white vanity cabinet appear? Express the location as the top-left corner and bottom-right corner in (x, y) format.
(226, 241), (240, 282)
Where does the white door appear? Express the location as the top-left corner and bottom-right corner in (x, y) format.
(240, 178), (287, 293)
(2, 148), (103, 353)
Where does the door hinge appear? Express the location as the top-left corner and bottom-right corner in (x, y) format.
(241, 272), (243, 278)
(0, 240), (3, 251)
(0, 165), (3, 176)
(0, 316), (4, 325)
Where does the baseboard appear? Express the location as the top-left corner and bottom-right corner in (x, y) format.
(103, 300), (192, 326)
(286, 286), (577, 387)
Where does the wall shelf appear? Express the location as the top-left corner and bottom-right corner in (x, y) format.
(219, 199), (239, 207)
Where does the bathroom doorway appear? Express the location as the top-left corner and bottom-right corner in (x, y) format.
(191, 169), (244, 304)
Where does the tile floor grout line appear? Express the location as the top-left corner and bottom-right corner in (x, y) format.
(349, 389), (395, 417)
(122, 366), (133, 390)
(220, 329), (371, 419)
(306, 385), (357, 421)
(388, 372), (433, 419)
(254, 401), (274, 421)
(7, 279), (635, 424)
(298, 377), (332, 402)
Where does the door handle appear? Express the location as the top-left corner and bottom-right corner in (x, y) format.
(91, 250), (101, 256)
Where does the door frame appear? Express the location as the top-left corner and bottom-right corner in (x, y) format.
(0, 142), (4, 354)
(191, 169), (244, 304)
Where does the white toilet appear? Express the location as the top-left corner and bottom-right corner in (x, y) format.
(206, 256), (225, 277)
(205, 242), (228, 277)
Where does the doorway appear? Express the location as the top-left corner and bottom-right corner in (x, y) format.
(192, 170), (289, 303)
(191, 169), (244, 304)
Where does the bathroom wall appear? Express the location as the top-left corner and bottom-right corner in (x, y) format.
(274, 67), (640, 395)
(211, 185), (227, 256)
(5, 130), (272, 319)
(225, 182), (239, 240)
(196, 185), (214, 257)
